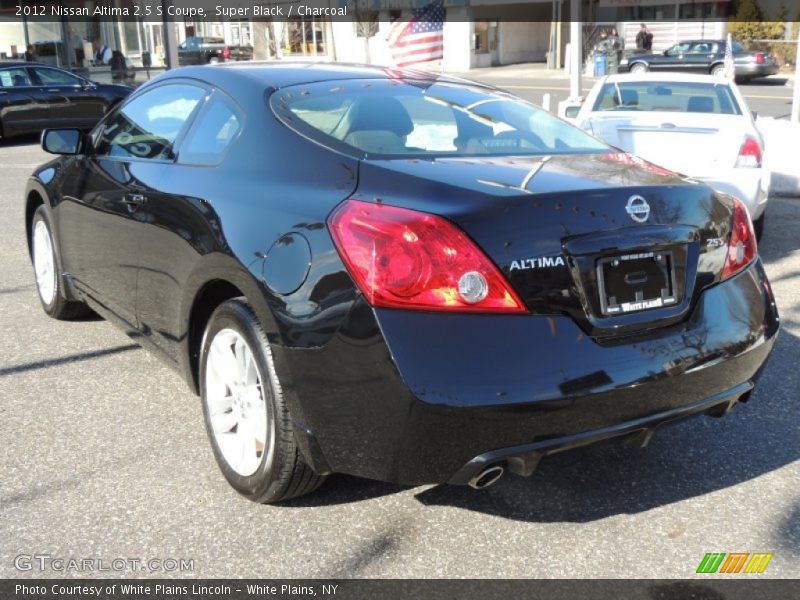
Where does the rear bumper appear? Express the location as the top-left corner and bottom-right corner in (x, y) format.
(449, 381), (753, 485)
(280, 260), (779, 486)
(737, 64), (779, 78)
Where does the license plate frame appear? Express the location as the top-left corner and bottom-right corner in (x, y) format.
(596, 250), (678, 316)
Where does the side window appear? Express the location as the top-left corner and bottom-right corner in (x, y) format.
(690, 42), (713, 54)
(178, 91), (242, 165)
(0, 68), (32, 87)
(32, 67), (81, 85)
(93, 84), (206, 160)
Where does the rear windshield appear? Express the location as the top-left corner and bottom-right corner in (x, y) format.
(592, 81), (742, 115)
(270, 79), (609, 158)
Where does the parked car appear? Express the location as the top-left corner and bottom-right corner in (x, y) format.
(619, 40), (779, 83)
(26, 64), (778, 503)
(0, 62), (132, 139)
(572, 73), (770, 238)
(177, 36), (253, 65)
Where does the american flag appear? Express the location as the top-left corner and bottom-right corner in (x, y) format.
(723, 33), (735, 79)
(386, 1), (445, 68)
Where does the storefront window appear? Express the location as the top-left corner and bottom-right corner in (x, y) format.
(474, 21), (489, 54)
(679, 2), (719, 19)
(280, 18), (328, 57)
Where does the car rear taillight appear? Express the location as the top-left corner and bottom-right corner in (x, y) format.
(222, 47), (231, 59)
(721, 198), (758, 280)
(755, 52), (765, 64)
(328, 199), (526, 313)
(735, 135), (762, 168)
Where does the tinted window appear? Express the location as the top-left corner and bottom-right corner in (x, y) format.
(689, 42), (715, 54)
(272, 80), (608, 158)
(178, 91), (242, 165)
(0, 68), (32, 87)
(33, 67), (81, 85)
(592, 81), (741, 115)
(667, 43), (692, 55)
(93, 84), (206, 160)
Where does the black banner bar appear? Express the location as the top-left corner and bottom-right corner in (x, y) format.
(4, 579), (800, 600)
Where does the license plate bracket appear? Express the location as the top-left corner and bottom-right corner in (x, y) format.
(597, 250), (678, 316)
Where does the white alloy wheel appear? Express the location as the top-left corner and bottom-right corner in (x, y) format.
(33, 219), (56, 305)
(204, 328), (270, 477)
(630, 63), (648, 74)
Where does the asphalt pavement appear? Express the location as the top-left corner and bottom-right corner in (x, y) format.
(0, 139), (798, 579)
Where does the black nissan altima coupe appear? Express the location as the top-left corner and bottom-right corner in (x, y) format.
(26, 63), (779, 502)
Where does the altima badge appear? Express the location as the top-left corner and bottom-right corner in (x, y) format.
(626, 195), (650, 223)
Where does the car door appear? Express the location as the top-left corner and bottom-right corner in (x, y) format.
(56, 82), (207, 328)
(0, 66), (48, 136)
(178, 37), (202, 65)
(29, 66), (106, 129)
(684, 42), (717, 73)
(652, 42), (692, 71)
(134, 88), (242, 361)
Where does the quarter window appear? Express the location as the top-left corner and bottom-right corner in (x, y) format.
(93, 84), (206, 160)
(32, 67), (81, 86)
(178, 91), (242, 165)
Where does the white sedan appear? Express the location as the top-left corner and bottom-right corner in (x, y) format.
(572, 73), (770, 238)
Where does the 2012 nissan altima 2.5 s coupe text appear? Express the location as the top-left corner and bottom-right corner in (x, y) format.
(26, 63), (779, 503)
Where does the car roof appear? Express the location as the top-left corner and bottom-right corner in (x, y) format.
(600, 72), (732, 85)
(0, 61), (34, 68)
(160, 61), (493, 91)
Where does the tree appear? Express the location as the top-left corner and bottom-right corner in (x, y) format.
(729, 0), (768, 42)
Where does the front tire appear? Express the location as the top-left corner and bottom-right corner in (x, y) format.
(30, 206), (91, 320)
(710, 64), (726, 77)
(199, 298), (325, 503)
(630, 63), (648, 74)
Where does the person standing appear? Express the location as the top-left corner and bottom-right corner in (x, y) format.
(636, 24), (653, 52)
(68, 27), (85, 68)
(92, 37), (112, 65)
(24, 44), (36, 62)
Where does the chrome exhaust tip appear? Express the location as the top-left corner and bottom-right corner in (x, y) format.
(468, 465), (505, 490)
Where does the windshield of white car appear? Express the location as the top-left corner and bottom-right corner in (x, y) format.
(271, 79), (610, 158)
(592, 81), (742, 115)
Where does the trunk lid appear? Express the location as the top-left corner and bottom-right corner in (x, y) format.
(352, 152), (734, 337)
(585, 112), (746, 176)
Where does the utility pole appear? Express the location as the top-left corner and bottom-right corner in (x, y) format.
(792, 31), (800, 123)
(162, 0), (179, 70)
(568, 0), (582, 101)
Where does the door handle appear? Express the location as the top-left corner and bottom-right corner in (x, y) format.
(47, 88), (61, 92)
(124, 193), (148, 206)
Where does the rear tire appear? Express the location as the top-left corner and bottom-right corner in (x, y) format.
(199, 298), (326, 503)
(630, 63), (648, 74)
(710, 64), (725, 77)
(30, 206), (91, 320)
(208, 56), (220, 64)
(753, 212), (765, 241)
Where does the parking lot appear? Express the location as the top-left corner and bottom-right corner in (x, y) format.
(0, 138), (798, 578)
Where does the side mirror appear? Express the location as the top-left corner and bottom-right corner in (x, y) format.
(41, 128), (83, 155)
(751, 110), (758, 121)
(564, 106), (581, 119)
(663, 50), (669, 56)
